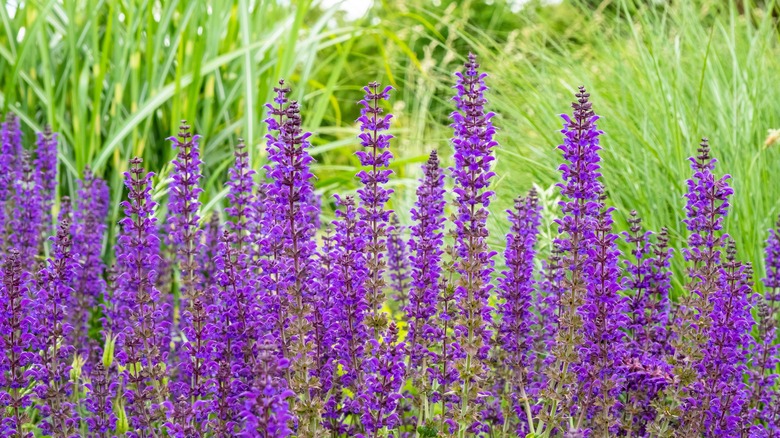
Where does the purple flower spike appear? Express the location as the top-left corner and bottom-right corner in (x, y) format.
(10, 153), (44, 267)
(257, 80), (293, 357)
(115, 157), (170, 431)
(497, 189), (541, 434)
(387, 214), (410, 310)
(694, 241), (754, 435)
(83, 361), (118, 437)
(226, 139), (255, 252)
(35, 126), (59, 232)
(0, 114), (21, 251)
(544, 86), (604, 431)
(450, 53), (498, 432)
(655, 139), (736, 434)
(34, 204), (80, 437)
(356, 82), (395, 341)
(327, 194), (369, 430)
(621, 216), (672, 435)
(168, 122), (211, 414)
(405, 150), (446, 427)
(360, 323), (406, 435)
(532, 243), (565, 398)
(747, 296), (779, 436)
(764, 215), (780, 302)
(576, 207), (628, 434)
(262, 82), (322, 432)
(206, 230), (258, 435)
(240, 343), (295, 438)
(70, 168), (110, 363)
(0, 250), (38, 437)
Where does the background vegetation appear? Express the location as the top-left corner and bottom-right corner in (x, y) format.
(2, 0), (780, 293)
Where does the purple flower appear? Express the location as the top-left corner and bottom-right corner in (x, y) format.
(307, 227), (341, 405)
(623, 211), (656, 353)
(115, 157), (170, 430)
(692, 241), (754, 435)
(657, 139), (737, 434)
(34, 126), (58, 232)
(262, 83), (323, 432)
(240, 343), (295, 437)
(69, 168), (110, 363)
(257, 81), (294, 355)
(764, 215), (780, 302)
(162, 395), (197, 437)
(747, 296), (779, 436)
(543, 86), (604, 431)
(10, 153), (44, 266)
(326, 195), (369, 430)
(405, 150), (446, 426)
(167, 122), (211, 411)
(0, 250), (37, 437)
(225, 139), (255, 252)
(496, 190), (541, 434)
(356, 81), (395, 341)
(198, 213), (222, 293)
(0, 113), (22, 251)
(450, 53), (497, 433)
(531, 243), (565, 398)
(359, 323), (406, 435)
(82, 362), (118, 437)
(207, 230), (257, 435)
(621, 216), (672, 435)
(576, 207), (628, 434)
(387, 214), (410, 310)
(33, 203), (80, 436)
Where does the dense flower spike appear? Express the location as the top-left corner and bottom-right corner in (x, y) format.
(327, 194), (369, 431)
(34, 207), (80, 436)
(356, 81), (395, 341)
(10, 153), (44, 266)
(35, 125), (58, 232)
(621, 218), (673, 435)
(387, 214), (410, 308)
(576, 207), (628, 434)
(83, 362), (118, 437)
(691, 241), (754, 435)
(257, 80), (292, 355)
(655, 139), (734, 432)
(404, 150), (447, 428)
(208, 230), (256, 434)
(167, 122), (210, 414)
(70, 168), (110, 362)
(241, 343), (295, 437)
(765, 215), (780, 302)
(543, 86), (604, 433)
(263, 83), (323, 434)
(225, 139), (255, 250)
(496, 190), (541, 434)
(360, 323), (406, 435)
(0, 114), (18, 250)
(532, 243), (565, 397)
(450, 53), (498, 434)
(748, 298), (779, 436)
(0, 250), (37, 437)
(115, 157), (170, 433)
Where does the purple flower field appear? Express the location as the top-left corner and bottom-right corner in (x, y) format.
(0, 54), (778, 437)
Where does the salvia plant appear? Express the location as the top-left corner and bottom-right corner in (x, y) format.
(0, 53), (779, 438)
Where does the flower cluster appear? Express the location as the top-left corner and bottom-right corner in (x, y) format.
(0, 53), (778, 438)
